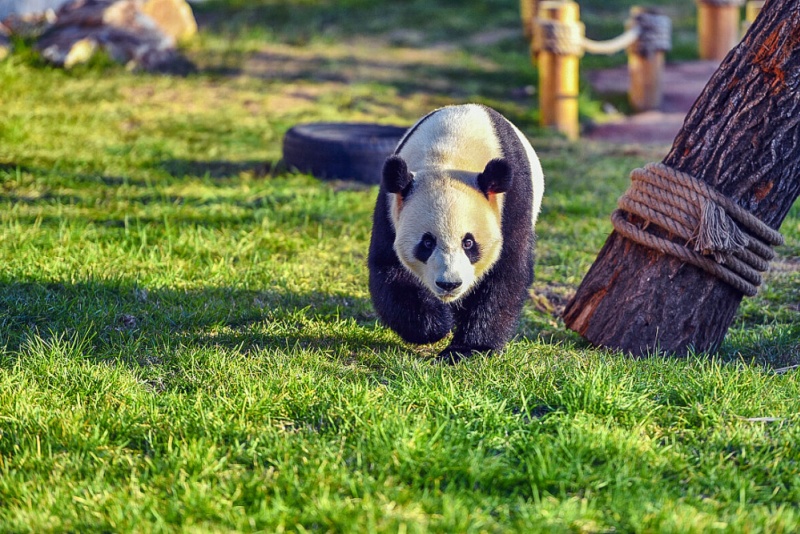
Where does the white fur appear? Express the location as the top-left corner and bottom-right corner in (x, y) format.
(394, 175), (502, 302)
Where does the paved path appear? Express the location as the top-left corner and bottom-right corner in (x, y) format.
(584, 61), (721, 145)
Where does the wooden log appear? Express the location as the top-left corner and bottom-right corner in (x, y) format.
(536, 1), (581, 140)
(698, 0), (743, 61)
(562, 0), (800, 357)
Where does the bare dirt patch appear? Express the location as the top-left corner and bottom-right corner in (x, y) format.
(241, 38), (496, 85)
(229, 37), (507, 119)
(585, 61), (721, 145)
(770, 257), (800, 273)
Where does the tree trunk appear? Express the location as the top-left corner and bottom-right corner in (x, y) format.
(562, 0), (800, 357)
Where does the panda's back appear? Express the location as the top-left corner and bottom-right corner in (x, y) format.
(395, 104), (505, 174)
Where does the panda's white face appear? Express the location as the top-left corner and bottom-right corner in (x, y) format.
(392, 172), (503, 303)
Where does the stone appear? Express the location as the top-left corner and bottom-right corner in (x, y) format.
(63, 35), (97, 67)
(0, 22), (9, 60)
(35, 0), (194, 72)
(140, 0), (196, 42)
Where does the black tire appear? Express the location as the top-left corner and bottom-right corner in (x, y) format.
(282, 123), (408, 184)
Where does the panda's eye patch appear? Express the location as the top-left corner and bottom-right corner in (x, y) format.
(414, 232), (436, 263)
(463, 233), (481, 264)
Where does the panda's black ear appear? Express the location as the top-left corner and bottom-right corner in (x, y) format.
(478, 158), (513, 196)
(383, 155), (414, 197)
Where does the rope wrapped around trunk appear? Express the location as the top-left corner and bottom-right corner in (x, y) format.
(612, 162), (785, 296)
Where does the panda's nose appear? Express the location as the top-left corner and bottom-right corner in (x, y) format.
(436, 280), (462, 292)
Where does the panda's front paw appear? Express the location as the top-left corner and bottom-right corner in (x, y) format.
(434, 345), (493, 365)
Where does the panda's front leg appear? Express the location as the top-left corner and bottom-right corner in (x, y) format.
(436, 274), (527, 364)
(370, 263), (454, 345)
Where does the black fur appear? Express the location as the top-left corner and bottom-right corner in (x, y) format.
(477, 158), (513, 196)
(382, 155), (414, 197)
(463, 233), (481, 264)
(414, 233), (436, 263)
(368, 185), (454, 345)
(368, 105), (536, 361)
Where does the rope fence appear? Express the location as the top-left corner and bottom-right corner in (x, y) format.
(532, 11), (671, 58)
(525, 0), (766, 139)
(530, 2), (672, 139)
(582, 26), (641, 56)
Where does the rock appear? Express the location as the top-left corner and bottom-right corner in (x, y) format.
(0, 23), (9, 60)
(35, 0), (194, 72)
(140, 0), (196, 42)
(1, 10), (57, 39)
(63, 35), (97, 67)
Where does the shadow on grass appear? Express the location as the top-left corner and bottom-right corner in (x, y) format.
(158, 159), (277, 179)
(192, 0), (520, 50)
(2, 157), (287, 191)
(188, 0), (538, 127)
(3, 275), (794, 371)
(2, 157), (276, 184)
(0, 162), (300, 228)
(222, 48), (533, 104)
(0, 162), (151, 189)
(0, 278), (398, 366)
(0, 275), (602, 372)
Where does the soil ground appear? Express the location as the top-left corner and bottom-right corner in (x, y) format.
(585, 60), (721, 146)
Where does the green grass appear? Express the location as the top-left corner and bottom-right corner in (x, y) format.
(1, 0), (799, 531)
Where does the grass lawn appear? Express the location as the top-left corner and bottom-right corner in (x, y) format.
(1, 0), (799, 531)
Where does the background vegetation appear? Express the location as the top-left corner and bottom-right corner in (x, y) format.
(1, 0), (798, 531)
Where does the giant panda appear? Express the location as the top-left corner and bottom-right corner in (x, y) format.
(368, 104), (545, 362)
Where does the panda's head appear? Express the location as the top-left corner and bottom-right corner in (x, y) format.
(383, 155), (511, 303)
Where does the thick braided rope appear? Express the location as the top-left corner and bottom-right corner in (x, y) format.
(612, 162), (784, 296)
(629, 11), (672, 56)
(533, 19), (586, 56)
(582, 26), (640, 55)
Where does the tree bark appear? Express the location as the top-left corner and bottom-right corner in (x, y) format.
(562, 0), (800, 357)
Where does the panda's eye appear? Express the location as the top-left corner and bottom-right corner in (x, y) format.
(462, 233), (480, 264)
(422, 234), (436, 250)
